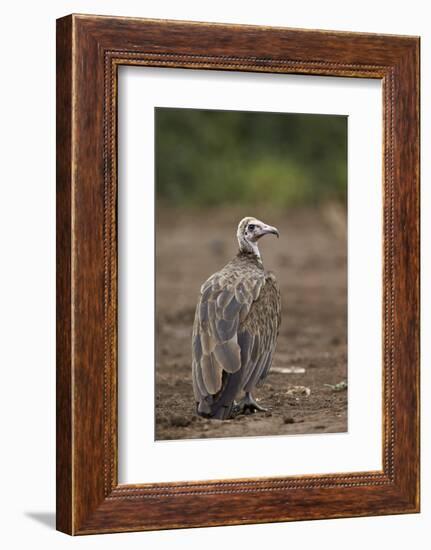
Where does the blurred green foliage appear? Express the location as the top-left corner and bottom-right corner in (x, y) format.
(155, 108), (347, 207)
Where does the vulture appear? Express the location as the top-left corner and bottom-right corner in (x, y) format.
(192, 217), (281, 420)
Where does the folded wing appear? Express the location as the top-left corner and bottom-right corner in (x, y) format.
(192, 261), (280, 418)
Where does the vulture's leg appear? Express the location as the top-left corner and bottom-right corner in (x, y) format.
(237, 392), (268, 414)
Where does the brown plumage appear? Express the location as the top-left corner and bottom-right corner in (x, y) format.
(192, 217), (281, 419)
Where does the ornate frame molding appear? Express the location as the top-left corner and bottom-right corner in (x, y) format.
(57, 15), (419, 534)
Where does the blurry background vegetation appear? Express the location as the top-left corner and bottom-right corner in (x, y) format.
(155, 107), (347, 208)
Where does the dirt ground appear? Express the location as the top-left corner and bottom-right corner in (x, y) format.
(155, 205), (347, 440)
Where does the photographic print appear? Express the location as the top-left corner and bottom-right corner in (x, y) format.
(155, 107), (348, 440)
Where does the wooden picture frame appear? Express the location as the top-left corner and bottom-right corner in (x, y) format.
(56, 14), (420, 535)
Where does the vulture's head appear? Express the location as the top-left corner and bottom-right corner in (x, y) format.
(237, 217), (279, 257)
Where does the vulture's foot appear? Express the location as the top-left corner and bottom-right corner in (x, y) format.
(230, 401), (243, 418)
(237, 392), (268, 415)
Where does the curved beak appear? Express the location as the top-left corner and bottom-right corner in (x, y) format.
(260, 224), (279, 238)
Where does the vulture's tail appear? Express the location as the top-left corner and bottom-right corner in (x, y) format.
(197, 370), (243, 420)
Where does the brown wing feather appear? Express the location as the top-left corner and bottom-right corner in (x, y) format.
(240, 271), (281, 392)
(192, 255), (265, 408)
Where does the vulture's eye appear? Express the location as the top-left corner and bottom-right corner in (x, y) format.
(248, 224), (255, 231)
